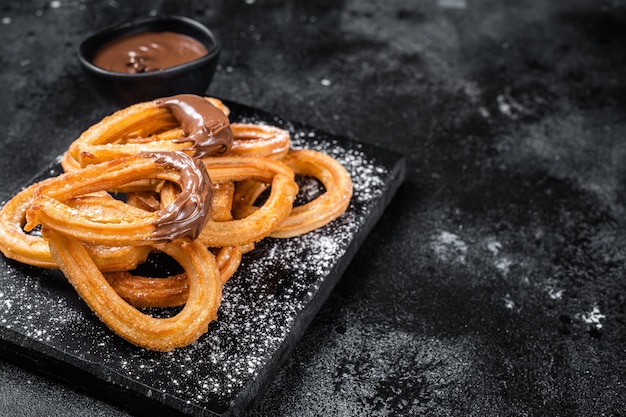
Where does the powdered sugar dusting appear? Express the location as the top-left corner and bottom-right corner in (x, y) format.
(292, 129), (387, 205)
(0, 106), (402, 415)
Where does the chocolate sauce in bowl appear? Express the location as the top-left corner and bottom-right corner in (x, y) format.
(92, 31), (209, 73)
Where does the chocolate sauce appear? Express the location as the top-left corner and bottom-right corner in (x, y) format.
(156, 94), (233, 158)
(146, 151), (213, 241)
(92, 32), (208, 73)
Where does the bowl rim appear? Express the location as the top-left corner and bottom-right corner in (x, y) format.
(78, 15), (221, 79)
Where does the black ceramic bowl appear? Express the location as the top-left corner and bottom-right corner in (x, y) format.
(78, 16), (221, 107)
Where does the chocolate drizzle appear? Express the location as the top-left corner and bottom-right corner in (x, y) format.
(142, 95), (234, 241)
(145, 151), (213, 241)
(156, 94), (233, 158)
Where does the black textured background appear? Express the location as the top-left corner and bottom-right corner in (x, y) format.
(1, 0), (626, 416)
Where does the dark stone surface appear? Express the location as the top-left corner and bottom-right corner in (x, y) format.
(1, 0), (626, 416)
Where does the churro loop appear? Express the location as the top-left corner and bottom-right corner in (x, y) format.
(0, 181), (149, 270)
(105, 245), (244, 308)
(271, 149), (353, 237)
(230, 123), (291, 159)
(64, 100), (179, 171)
(232, 150), (353, 238)
(25, 152), (212, 245)
(62, 96), (232, 170)
(198, 156), (298, 247)
(45, 228), (221, 352)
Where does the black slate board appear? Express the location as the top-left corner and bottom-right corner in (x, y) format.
(0, 100), (406, 417)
